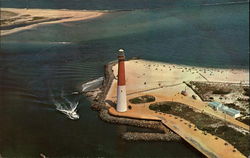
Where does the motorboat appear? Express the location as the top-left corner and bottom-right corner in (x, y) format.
(57, 106), (79, 120)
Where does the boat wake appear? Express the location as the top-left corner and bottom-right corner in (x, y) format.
(51, 89), (80, 120)
(81, 77), (104, 92)
(51, 77), (103, 120)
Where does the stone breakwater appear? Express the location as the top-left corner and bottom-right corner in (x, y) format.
(83, 60), (180, 141)
(122, 132), (181, 141)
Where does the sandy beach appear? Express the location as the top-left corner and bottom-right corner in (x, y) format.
(0, 8), (105, 36)
(106, 59), (249, 101)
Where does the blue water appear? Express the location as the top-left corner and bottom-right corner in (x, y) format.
(2, 3), (249, 68)
(0, 0), (248, 10)
(0, 1), (249, 157)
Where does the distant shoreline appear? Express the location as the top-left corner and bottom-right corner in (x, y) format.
(0, 8), (105, 36)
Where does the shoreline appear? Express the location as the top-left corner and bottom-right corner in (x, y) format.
(141, 59), (250, 74)
(84, 58), (249, 157)
(84, 59), (181, 141)
(0, 8), (105, 36)
(105, 59), (249, 106)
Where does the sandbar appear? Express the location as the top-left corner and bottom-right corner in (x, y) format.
(0, 8), (105, 36)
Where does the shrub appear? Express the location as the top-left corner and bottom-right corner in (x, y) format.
(129, 95), (155, 104)
(212, 88), (231, 94)
(243, 87), (250, 97)
(32, 16), (45, 21)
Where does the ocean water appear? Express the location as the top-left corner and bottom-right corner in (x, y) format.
(0, 1), (249, 157)
(0, 0), (248, 10)
(2, 3), (249, 68)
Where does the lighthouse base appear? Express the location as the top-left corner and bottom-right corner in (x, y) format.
(116, 85), (127, 112)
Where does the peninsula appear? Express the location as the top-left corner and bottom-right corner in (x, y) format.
(85, 50), (250, 158)
(0, 8), (104, 36)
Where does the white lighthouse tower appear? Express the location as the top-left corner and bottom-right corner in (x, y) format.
(116, 49), (127, 112)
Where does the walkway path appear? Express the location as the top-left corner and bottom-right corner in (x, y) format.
(109, 105), (246, 158)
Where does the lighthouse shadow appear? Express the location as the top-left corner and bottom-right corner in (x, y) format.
(105, 100), (116, 108)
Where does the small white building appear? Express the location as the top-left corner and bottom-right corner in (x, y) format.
(208, 102), (222, 110)
(208, 102), (241, 118)
(224, 108), (241, 118)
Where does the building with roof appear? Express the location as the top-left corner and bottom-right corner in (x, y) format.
(208, 102), (241, 118)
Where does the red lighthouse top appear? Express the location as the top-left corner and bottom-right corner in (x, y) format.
(117, 49), (126, 86)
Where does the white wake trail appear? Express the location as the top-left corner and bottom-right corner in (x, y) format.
(52, 89), (80, 120)
(51, 77), (104, 120)
(81, 77), (104, 92)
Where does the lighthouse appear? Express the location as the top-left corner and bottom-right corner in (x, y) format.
(116, 49), (127, 112)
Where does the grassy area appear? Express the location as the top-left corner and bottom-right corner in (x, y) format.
(149, 101), (250, 156)
(237, 117), (250, 126)
(212, 88), (231, 95)
(243, 87), (250, 97)
(32, 16), (46, 21)
(0, 18), (16, 25)
(224, 103), (246, 112)
(0, 11), (18, 20)
(149, 102), (219, 126)
(129, 95), (155, 104)
(204, 126), (249, 155)
(190, 81), (233, 99)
